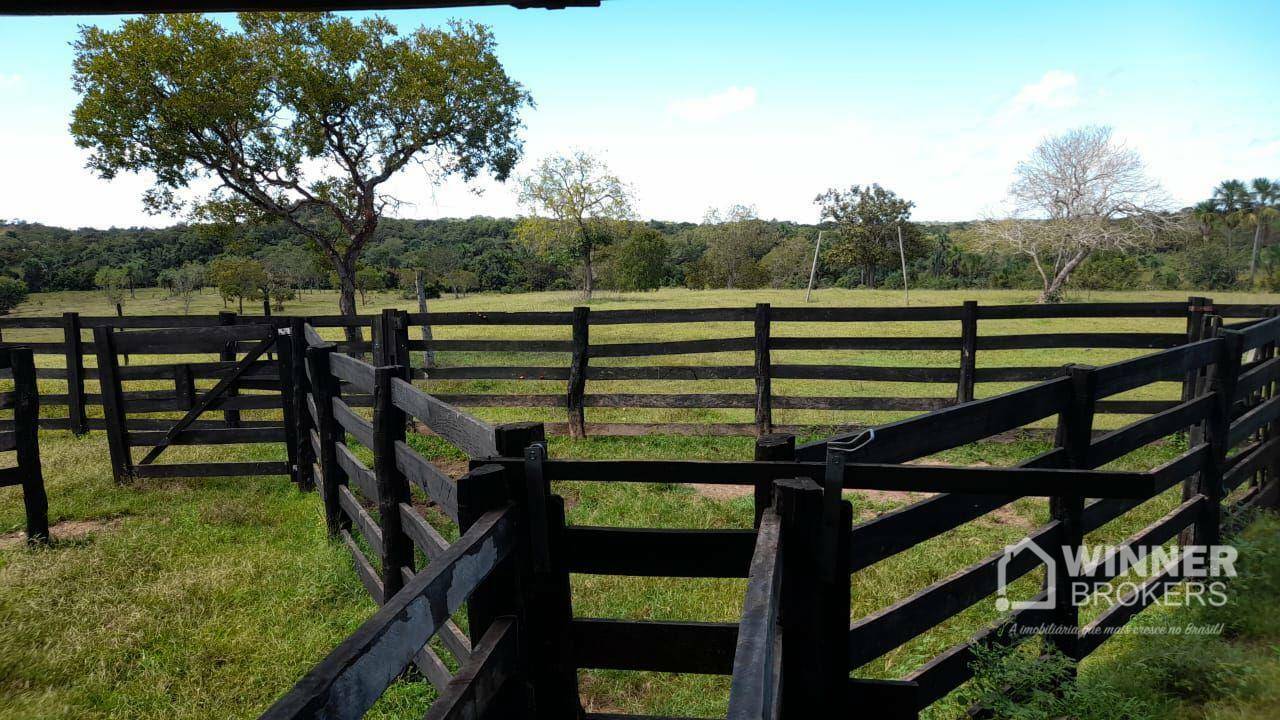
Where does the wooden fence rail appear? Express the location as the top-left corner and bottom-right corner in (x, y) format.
(0, 299), (1274, 438)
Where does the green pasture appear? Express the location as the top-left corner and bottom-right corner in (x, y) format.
(0, 287), (1277, 719)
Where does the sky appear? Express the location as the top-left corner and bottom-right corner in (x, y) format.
(0, 0), (1277, 229)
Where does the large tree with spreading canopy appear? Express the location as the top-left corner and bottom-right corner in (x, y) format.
(977, 126), (1173, 302)
(70, 12), (530, 326)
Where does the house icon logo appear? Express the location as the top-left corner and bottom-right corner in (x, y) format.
(995, 537), (1057, 612)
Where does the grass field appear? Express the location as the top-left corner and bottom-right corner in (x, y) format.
(1, 286), (1278, 719)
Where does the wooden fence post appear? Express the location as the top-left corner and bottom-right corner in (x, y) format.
(1183, 314), (1221, 533)
(92, 326), (133, 484)
(12, 348), (48, 544)
(1199, 329), (1243, 547)
(754, 303), (773, 436)
(306, 343), (347, 537)
(61, 312), (87, 436)
(174, 364), (195, 409)
(1264, 308), (1280, 496)
(287, 318), (315, 491)
(373, 364), (414, 598)
(218, 311), (241, 428)
(776, 470), (851, 718)
(1182, 296), (1210, 403)
(520, 436), (584, 719)
(1048, 364), (1095, 668)
(567, 306), (590, 439)
(375, 308), (411, 369)
(275, 325), (303, 490)
(957, 300), (978, 404)
(754, 433), (794, 527)
(455, 463), (532, 714)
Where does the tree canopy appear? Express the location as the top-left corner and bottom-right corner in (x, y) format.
(517, 150), (634, 299)
(70, 12), (529, 323)
(814, 184), (924, 289)
(977, 126), (1173, 302)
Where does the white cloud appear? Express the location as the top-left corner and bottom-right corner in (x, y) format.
(666, 85), (757, 123)
(993, 70), (1079, 125)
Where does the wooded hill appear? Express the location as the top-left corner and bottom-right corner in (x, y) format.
(0, 214), (1261, 296)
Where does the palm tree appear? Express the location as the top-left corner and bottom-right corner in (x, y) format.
(1191, 199), (1220, 241)
(1212, 179), (1251, 251)
(1245, 178), (1280, 284)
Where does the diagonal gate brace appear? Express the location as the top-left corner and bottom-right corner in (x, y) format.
(137, 329), (278, 466)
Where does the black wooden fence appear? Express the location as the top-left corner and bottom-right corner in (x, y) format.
(0, 347), (46, 544)
(0, 297), (1272, 438)
(91, 318), (297, 483)
(260, 307), (1280, 719)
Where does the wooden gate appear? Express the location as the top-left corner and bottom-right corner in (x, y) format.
(92, 322), (299, 483)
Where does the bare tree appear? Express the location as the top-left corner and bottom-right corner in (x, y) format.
(517, 150), (634, 299)
(978, 126), (1175, 302)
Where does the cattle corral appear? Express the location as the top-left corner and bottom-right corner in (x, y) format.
(1, 297), (1278, 719)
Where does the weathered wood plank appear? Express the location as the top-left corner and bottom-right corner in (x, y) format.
(847, 523), (1061, 668)
(391, 378), (496, 457)
(131, 461), (289, 478)
(112, 324), (272, 354)
(562, 526), (757, 577)
(422, 618), (517, 720)
(338, 485), (384, 558)
(977, 332), (1184, 349)
(329, 352), (376, 394)
(260, 508), (514, 720)
(570, 619), (738, 674)
(333, 398), (375, 449)
(727, 511), (783, 720)
(1087, 394), (1214, 467)
(395, 441), (459, 523)
(335, 442), (377, 501)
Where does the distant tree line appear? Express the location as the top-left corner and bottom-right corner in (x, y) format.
(3, 198), (1272, 312)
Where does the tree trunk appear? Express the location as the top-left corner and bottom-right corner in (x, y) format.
(583, 249), (594, 300)
(416, 270), (434, 368)
(1250, 222), (1265, 284)
(337, 267), (362, 346)
(1038, 249), (1090, 303)
(238, 296), (243, 314)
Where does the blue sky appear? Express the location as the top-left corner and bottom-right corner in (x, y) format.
(0, 0), (1277, 228)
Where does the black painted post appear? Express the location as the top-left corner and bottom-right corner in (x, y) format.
(62, 312), (87, 436)
(306, 343), (348, 537)
(1183, 314), (1221, 534)
(957, 300), (978, 404)
(275, 326), (302, 490)
(567, 306), (590, 439)
(174, 364), (195, 409)
(776, 473), (851, 718)
(1048, 364), (1095, 669)
(218, 311), (241, 428)
(288, 318), (315, 491)
(1182, 296), (1209, 403)
(92, 326), (133, 484)
(376, 308), (411, 370)
(12, 348), (48, 544)
(1200, 330), (1243, 547)
(1257, 308), (1278, 491)
(115, 302), (128, 366)
(519, 433), (584, 719)
(373, 364), (413, 598)
(753, 433), (794, 527)
(754, 303), (773, 436)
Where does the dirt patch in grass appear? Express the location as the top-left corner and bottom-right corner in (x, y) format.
(0, 516), (123, 549)
(690, 483), (751, 501)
